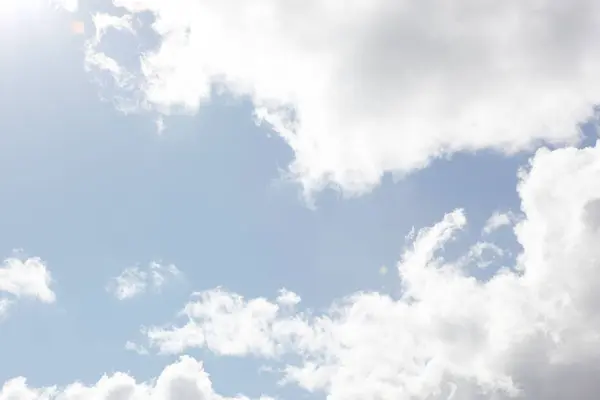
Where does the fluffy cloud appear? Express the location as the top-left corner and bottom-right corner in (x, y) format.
(0, 257), (56, 313)
(134, 142), (600, 399)
(482, 211), (518, 235)
(0, 356), (273, 400)
(107, 261), (181, 300)
(83, 0), (600, 195)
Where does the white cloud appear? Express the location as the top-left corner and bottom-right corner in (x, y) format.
(146, 288), (282, 357)
(85, 0), (600, 196)
(0, 257), (56, 304)
(107, 261), (181, 300)
(0, 299), (12, 320)
(51, 0), (78, 12)
(124, 340), (149, 356)
(0, 356), (273, 400)
(138, 142), (600, 399)
(458, 241), (506, 269)
(275, 289), (301, 307)
(84, 13), (136, 104)
(482, 211), (518, 235)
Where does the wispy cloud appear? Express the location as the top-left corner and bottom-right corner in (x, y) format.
(107, 262), (181, 300)
(124, 340), (149, 356)
(0, 299), (12, 320)
(51, 0), (78, 12)
(482, 211), (518, 235)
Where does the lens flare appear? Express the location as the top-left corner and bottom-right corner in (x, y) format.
(71, 20), (84, 34)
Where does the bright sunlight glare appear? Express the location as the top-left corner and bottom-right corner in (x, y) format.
(0, 0), (77, 33)
(0, 0), (43, 25)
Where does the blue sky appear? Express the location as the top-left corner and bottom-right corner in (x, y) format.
(2, 1), (600, 400)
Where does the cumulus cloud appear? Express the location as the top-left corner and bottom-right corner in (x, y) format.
(0, 356), (273, 400)
(133, 142), (600, 399)
(0, 257), (56, 306)
(81, 0), (600, 196)
(275, 288), (301, 307)
(107, 261), (181, 300)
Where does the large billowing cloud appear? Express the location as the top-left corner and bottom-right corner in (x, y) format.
(130, 142), (600, 399)
(86, 0), (600, 195)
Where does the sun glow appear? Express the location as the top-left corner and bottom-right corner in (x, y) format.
(0, 0), (43, 26)
(1, 0), (40, 16)
(0, 0), (77, 33)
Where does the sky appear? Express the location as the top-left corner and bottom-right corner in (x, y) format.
(1, 0), (600, 399)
